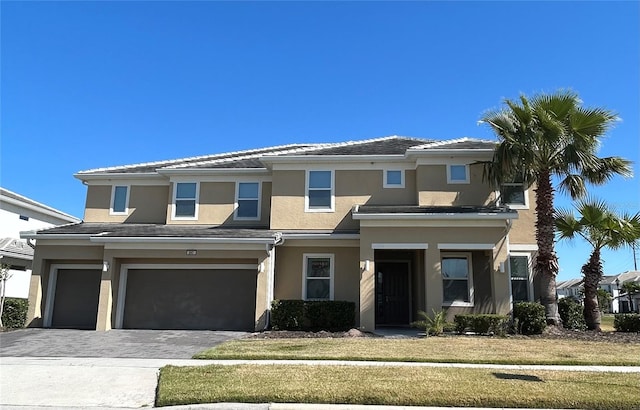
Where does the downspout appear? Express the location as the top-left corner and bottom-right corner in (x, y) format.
(264, 233), (285, 330)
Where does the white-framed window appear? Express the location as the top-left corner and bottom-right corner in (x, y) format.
(499, 176), (528, 209)
(302, 254), (334, 300)
(172, 182), (198, 219)
(110, 185), (129, 215)
(383, 169), (404, 188)
(447, 164), (470, 184)
(234, 182), (261, 220)
(441, 252), (474, 306)
(509, 253), (533, 302)
(305, 170), (334, 212)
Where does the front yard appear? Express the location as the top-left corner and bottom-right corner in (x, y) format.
(156, 334), (640, 408)
(194, 335), (640, 366)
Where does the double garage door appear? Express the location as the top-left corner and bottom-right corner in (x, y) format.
(49, 266), (257, 331)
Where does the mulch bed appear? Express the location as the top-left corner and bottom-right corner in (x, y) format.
(248, 327), (640, 344)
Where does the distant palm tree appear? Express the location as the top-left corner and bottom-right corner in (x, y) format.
(481, 90), (632, 325)
(555, 199), (640, 330)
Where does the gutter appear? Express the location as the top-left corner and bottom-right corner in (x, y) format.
(353, 212), (519, 220)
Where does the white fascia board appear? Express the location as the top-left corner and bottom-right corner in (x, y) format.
(407, 149), (494, 157)
(414, 156), (491, 166)
(19, 233), (94, 240)
(438, 243), (495, 250)
(75, 173), (168, 186)
(1, 196), (81, 223)
(168, 174), (272, 183)
(263, 155), (407, 164)
(272, 161), (414, 171)
(158, 168), (271, 176)
(509, 244), (539, 251)
(89, 236), (278, 244)
(353, 212), (518, 220)
(281, 232), (361, 240)
(358, 219), (510, 228)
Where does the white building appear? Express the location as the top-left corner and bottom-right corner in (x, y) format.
(1, 188), (80, 299)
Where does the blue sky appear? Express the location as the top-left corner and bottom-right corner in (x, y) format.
(1, 1), (639, 281)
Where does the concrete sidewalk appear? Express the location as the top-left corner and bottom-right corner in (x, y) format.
(2, 356), (638, 409)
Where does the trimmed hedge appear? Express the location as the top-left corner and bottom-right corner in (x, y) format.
(558, 297), (586, 330)
(454, 314), (509, 336)
(614, 314), (640, 333)
(1, 298), (28, 329)
(513, 302), (546, 335)
(271, 299), (355, 332)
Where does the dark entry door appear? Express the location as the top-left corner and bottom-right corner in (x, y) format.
(375, 261), (410, 325)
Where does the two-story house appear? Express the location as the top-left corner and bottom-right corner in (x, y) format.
(22, 136), (538, 331)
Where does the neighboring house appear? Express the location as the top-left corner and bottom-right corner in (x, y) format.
(556, 278), (584, 300)
(606, 271), (640, 313)
(1, 188), (80, 299)
(22, 136), (539, 331)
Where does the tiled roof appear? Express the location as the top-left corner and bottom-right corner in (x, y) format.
(411, 137), (496, 151)
(0, 237), (33, 259)
(354, 205), (515, 215)
(76, 136), (497, 175)
(33, 223), (278, 239)
(0, 188), (80, 222)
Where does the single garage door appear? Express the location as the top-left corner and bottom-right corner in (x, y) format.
(51, 268), (102, 329)
(122, 268), (257, 331)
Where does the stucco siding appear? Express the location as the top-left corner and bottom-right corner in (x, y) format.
(84, 185), (169, 223)
(417, 164), (495, 206)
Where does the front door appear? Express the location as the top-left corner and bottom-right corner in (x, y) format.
(375, 261), (410, 325)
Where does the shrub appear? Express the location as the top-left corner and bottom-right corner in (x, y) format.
(513, 302), (546, 335)
(453, 314), (509, 336)
(558, 297), (586, 330)
(614, 314), (640, 332)
(411, 309), (447, 336)
(304, 301), (355, 331)
(1, 298), (28, 329)
(270, 299), (355, 332)
(270, 300), (305, 330)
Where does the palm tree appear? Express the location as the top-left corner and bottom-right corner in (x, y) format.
(481, 90), (632, 325)
(555, 199), (640, 330)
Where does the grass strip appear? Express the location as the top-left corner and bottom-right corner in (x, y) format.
(194, 337), (640, 366)
(156, 364), (640, 409)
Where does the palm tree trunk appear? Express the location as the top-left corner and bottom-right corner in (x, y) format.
(534, 169), (561, 325)
(582, 249), (602, 330)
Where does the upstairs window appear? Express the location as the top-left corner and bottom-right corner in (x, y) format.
(110, 185), (129, 215)
(306, 170), (334, 212)
(303, 254), (334, 300)
(509, 255), (531, 302)
(447, 164), (469, 184)
(173, 182), (198, 219)
(235, 182), (260, 220)
(441, 253), (473, 306)
(384, 170), (404, 188)
(500, 176), (527, 207)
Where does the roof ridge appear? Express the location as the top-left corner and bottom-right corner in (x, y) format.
(76, 143), (320, 174)
(163, 143), (339, 169)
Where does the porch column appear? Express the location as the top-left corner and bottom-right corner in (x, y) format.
(95, 254), (115, 331)
(491, 237), (510, 314)
(425, 245), (443, 315)
(26, 256), (45, 327)
(359, 247), (375, 331)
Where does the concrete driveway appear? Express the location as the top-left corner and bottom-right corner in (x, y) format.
(0, 328), (248, 358)
(0, 328), (248, 408)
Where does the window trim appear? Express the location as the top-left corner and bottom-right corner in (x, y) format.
(171, 181), (199, 220)
(383, 169), (405, 188)
(441, 252), (474, 307)
(109, 185), (130, 215)
(508, 252), (534, 303)
(446, 164), (470, 184)
(497, 183), (529, 209)
(233, 181), (261, 221)
(302, 253), (335, 301)
(305, 170), (335, 213)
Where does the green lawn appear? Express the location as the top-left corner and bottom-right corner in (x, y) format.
(601, 314), (615, 332)
(156, 364), (640, 409)
(194, 336), (640, 366)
